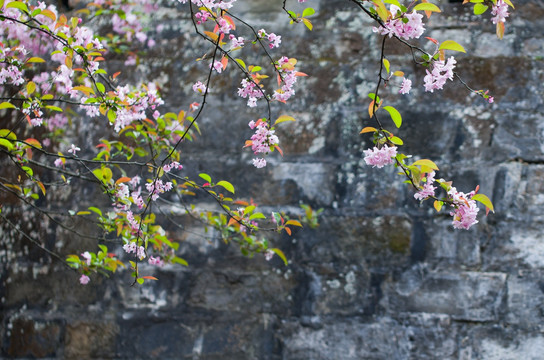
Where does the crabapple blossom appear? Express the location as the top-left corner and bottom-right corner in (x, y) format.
(79, 274), (90, 285)
(448, 187), (479, 230)
(163, 161), (183, 172)
(145, 179), (173, 201)
(414, 171), (437, 201)
(229, 35), (245, 49)
(123, 242), (146, 260)
(423, 56), (456, 93)
(253, 158), (267, 168)
(148, 256), (164, 267)
(399, 78), (412, 95)
(193, 81), (207, 94)
(211, 60), (224, 73)
(68, 144), (81, 155)
(373, 5), (425, 40)
(264, 249), (275, 261)
(363, 145), (397, 168)
(491, 0), (509, 24)
(54, 158), (64, 168)
(81, 251), (92, 266)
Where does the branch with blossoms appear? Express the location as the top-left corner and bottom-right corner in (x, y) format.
(0, 0), (514, 288)
(351, 0), (509, 229)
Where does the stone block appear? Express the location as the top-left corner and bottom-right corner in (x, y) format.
(387, 268), (506, 321)
(280, 318), (410, 360)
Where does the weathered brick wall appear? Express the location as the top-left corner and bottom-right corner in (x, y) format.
(2, 0), (544, 358)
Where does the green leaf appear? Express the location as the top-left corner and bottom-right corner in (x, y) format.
(199, 173), (212, 183)
(439, 40), (466, 53)
(383, 58), (390, 74)
(249, 212), (266, 220)
(107, 109), (116, 123)
(0, 102), (17, 110)
(302, 7), (315, 17)
(172, 256), (188, 266)
(273, 115), (296, 126)
(26, 81), (36, 95)
(45, 105), (63, 112)
(21, 166), (33, 177)
(0, 139), (14, 151)
(88, 207), (103, 217)
(413, 3), (441, 12)
(216, 180), (235, 194)
(412, 159), (439, 171)
(472, 194), (495, 213)
(137, 278), (144, 285)
(383, 0), (401, 7)
(95, 82), (105, 93)
(27, 57), (46, 63)
(383, 106), (402, 128)
(302, 18), (313, 31)
(271, 248), (288, 266)
(6, 1), (29, 13)
(473, 3), (489, 15)
(0, 129), (16, 140)
(390, 136), (403, 145)
(235, 58), (246, 70)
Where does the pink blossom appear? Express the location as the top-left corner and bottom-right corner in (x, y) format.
(54, 158), (64, 168)
(423, 56), (456, 93)
(488, 97), (494, 104)
(399, 78), (412, 95)
(163, 161), (183, 172)
(229, 35), (245, 49)
(68, 144), (81, 155)
(414, 171), (436, 200)
(81, 251), (92, 266)
(145, 179), (173, 201)
(264, 249), (274, 261)
(193, 81), (206, 94)
(267, 33), (282, 49)
(363, 145), (397, 168)
(148, 256), (164, 267)
(448, 187), (480, 230)
(253, 158), (267, 168)
(249, 121), (279, 158)
(79, 274), (90, 285)
(211, 60), (224, 73)
(373, 5), (425, 40)
(491, 0), (509, 24)
(123, 241), (146, 260)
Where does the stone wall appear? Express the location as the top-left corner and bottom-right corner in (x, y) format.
(2, 0), (544, 358)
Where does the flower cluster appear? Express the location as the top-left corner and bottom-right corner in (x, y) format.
(145, 179), (173, 201)
(238, 78), (265, 107)
(399, 78), (412, 95)
(163, 161), (183, 172)
(148, 256), (164, 267)
(414, 171), (437, 200)
(423, 56), (456, 93)
(363, 145), (397, 168)
(272, 56), (300, 102)
(79, 274), (90, 285)
(448, 187), (479, 230)
(373, 5), (425, 40)
(491, 0), (509, 24)
(258, 29), (282, 49)
(229, 35), (245, 50)
(123, 241), (146, 260)
(111, 83), (165, 132)
(248, 120), (279, 168)
(177, 0), (236, 10)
